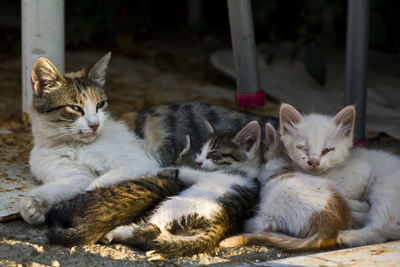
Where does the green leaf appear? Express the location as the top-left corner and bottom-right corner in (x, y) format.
(305, 43), (326, 85)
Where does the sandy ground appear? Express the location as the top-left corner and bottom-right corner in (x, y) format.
(1, 37), (399, 266)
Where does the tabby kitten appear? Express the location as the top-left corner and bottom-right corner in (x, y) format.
(102, 121), (261, 258)
(21, 53), (278, 225)
(46, 137), (193, 246)
(220, 123), (355, 251)
(279, 103), (400, 247)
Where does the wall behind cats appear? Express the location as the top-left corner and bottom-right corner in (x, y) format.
(21, 0), (65, 125)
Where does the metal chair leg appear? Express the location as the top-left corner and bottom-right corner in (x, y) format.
(227, 0), (265, 109)
(345, 0), (370, 143)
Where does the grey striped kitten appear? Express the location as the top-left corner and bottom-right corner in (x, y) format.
(123, 101), (278, 167)
(102, 121), (262, 258)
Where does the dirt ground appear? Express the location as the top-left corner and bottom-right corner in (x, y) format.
(1, 36), (399, 266)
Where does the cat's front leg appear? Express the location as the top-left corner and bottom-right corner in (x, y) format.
(172, 167), (212, 185)
(20, 175), (92, 224)
(86, 167), (161, 191)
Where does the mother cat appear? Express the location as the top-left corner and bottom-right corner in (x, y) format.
(20, 52), (277, 224)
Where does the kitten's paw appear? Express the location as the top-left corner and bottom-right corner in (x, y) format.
(347, 200), (370, 213)
(101, 225), (135, 244)
(85, 182), (102, 192)
(219, 235), (246, 248)
(337, 229), (385, 248)
(157, 168), (179, 179)
(19, 195), (49, 224)
(146, 250), (164, 261)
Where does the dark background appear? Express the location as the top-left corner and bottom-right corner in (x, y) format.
(0, 0), (399, 85)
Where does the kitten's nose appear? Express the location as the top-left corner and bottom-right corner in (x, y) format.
(89, 123), (99, 132)
(307, 159), (320, 167)
(195, 161), (203, 168)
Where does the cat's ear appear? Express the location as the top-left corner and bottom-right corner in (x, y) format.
(265, 123), (279, 151)
(204, 120), (215, 134)
(333, 105), (355, 137)
(234, 121), (261, 154)
(31, 57), (65, 96)
(87, 52), (111, 87)
(279, 103), (303, 135)
(179, 135), (192, 157)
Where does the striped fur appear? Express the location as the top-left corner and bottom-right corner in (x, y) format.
(47, 174), (187, 246)
(123, 102), (278, 166)
(102, 122), (262, 257)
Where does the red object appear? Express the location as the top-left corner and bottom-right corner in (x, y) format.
(353, 138), (368, 147)
(235, 89), (266, 109)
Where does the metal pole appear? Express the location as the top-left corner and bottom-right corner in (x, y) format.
(345, 0), (370, 141)
(21, 0), (65, 124)
(227, 0), (265, 109)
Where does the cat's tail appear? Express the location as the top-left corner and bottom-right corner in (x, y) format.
(219, 231), (336, 252)
(147, 222), (227, 257)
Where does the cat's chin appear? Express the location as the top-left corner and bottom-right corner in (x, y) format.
(78, 133), (98, 143)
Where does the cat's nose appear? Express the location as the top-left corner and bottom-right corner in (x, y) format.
(89, 123), (99, 132)
(195, 161), (203, 168)
(307, 159), (320, 167)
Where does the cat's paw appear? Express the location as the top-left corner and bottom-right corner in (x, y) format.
(101, 225), (134, 244)
(219, 235), (246, 248)
(157, 168), (179, 179)
(19, 195), (49, 224)
(337, 229), (385, 248)
(146, 250), (164, 261)
(85, 182), (102, 192)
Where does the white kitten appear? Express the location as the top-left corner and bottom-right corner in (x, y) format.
(220, 123), (354, 251)
(280, 103), (400, 247)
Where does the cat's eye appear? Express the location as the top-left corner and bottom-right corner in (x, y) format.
(296, 145), (308, 152)
(321, 147), (335, 156)
(96, 101), (106, 112)
(69, 105), (84, 114)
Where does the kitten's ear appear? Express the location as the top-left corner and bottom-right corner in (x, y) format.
(87, 52), (111, 87)
(179, 135), (192, 157)
(31, 57), (65, 96)
(234, 121), (261, 154)
(279, 103), (303, 135)
(333, 105), (355, 137)
(204, 120), (215, 134)
(265, 123), (279, 151)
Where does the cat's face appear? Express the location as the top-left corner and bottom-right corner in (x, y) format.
(279, 104), (355, 174)
(195, 121), (261, 172)
(31, 53), (111, 143)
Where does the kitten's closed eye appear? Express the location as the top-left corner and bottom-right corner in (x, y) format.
(321, 147), (335, 156)
(296, 145), (308, 152)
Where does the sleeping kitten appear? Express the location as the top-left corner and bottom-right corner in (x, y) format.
(121, 102), (278, 167)
(220, 123), (354, 251)
(102, 121), (261, 258)
(21, 53), (278, 225)
(279, 103), (400, 247)
(46, 137), (193, 246)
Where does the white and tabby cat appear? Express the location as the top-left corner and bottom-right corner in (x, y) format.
(279, 103), (400, 247)
(21, 53), (278, 225)
(102, 121), (261, 257)
(220, 123), (355, 251)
